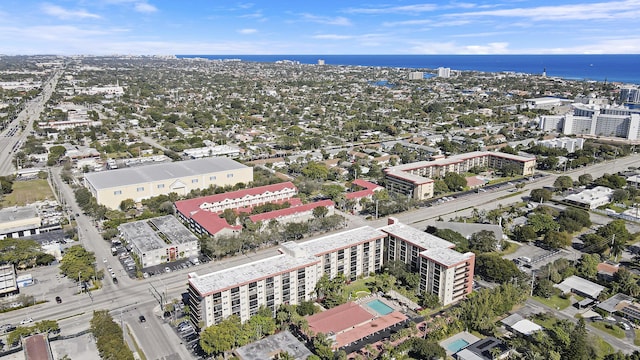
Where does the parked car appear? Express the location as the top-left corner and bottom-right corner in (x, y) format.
(139, 315), (146, 323)
(20, 318), (33, 325)
(55, 296), (62, 304)
(165, 267), (171, 273)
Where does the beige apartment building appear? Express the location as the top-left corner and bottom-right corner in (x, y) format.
(381, 218), (475, 306)
(187, 220), (473, 328)
(187, 226), (387, 328)
(84, 157), (253, 209)
(384, 151), (536, 200)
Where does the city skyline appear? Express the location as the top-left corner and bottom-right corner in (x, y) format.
(1, 0), (640, 55)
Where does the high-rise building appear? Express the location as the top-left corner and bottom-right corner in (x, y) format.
(437, 67), (451, 78)
(409, 71), (424, 80)
(539, 103), (640, 140)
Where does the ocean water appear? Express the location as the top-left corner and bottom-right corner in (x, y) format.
(176, 54), (640, 85)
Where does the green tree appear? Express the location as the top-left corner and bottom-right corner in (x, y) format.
(200, 315), (241, 356)
(553, 176), (573, 191)
(47, 145), (67, 166)
(530, 188), (552, 203)
(612, 189), (630, 202)
(475, 253), (525, 283)
(312, 206), (329, 219)
(433, 179), (449, 195)
(578, 174), (593, 186)
(512, 225), (537, 242)
(542, 231), (572, 249)
(564, 319), (589, 360)
(443, 172), (467, 192)
(527, 213), (557, 235)
(119, 199), (136, 212)
(469, 230), (498, 253)
(576, 253), (600, 279)
(59, 245), (97, 283)
(426, 227), (469, 252)
(408, 338), (446, 360)
(302, 162), (329, 180)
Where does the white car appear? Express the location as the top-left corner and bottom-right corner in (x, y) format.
(103, 258), (107, 263)
(165, 267), (171, 273)
(20, 318), (33, 325)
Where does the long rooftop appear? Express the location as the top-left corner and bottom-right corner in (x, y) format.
(188, 252), (319, 296)
(296, 226), (386, 256)
(380, 221), (454, 250)
(84, 157), (248, 190)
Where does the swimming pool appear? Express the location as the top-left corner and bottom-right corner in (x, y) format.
(446, 338), (469, 353)
(366, 299), (394, 315)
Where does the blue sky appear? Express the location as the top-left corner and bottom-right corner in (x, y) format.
(1, 0), (640, 55)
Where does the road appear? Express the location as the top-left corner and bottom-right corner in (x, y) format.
(0, 70), (62, 176)
(525, 298), (638, 354)
(6, 153), (639, 358)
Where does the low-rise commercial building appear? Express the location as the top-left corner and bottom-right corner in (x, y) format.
(0, 206), (41, 239)
(118, 216), (200, 268)
(84, 157), (253, 209)
(0, 263), (18, 297)
(564, 186), (613, 209)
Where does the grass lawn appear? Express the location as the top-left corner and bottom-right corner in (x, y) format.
(532, 316), (558, 329)
(533, 295), (571, 310)
(593, 336), (615, 358)
(590, 321), (626, 339)
(500, 242), (521, 256)
(635, 329), (640, 346)
(345, 278), (371, 299)
(1, 179), (55, 207)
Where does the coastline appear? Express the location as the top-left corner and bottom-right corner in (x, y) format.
(176, 54), (640, 85)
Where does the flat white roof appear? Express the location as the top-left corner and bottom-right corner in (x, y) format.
(554, 275), (605, 299)
(380, 222), (454, 250)
(189, 253), (319, 296)
(297, 226), (386, 255)
(84, 157), (248, 190)
(565, 186), (613, 204)
(118, 215), (198, 252)
(420, 248), (474, 267)
(0, 206), (39, 223)
(511, 319), (542, 335)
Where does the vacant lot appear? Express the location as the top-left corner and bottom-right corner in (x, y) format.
(1, 179), (55, 207)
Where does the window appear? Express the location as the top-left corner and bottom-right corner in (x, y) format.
(157, 184), (165, 189)
(113, 190), (122, 195)
(136, 187), (144, 192)
(192, 179), (198, 183)
(209, 176), (217, 181)
(227, 173), (234, 178)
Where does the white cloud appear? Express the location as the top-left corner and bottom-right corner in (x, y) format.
(409, 41), (510, 54)
(41, 3), (101, 19)
(134, 2), (158, 13)
(301, 13), (351, 26)
(238, 28), (257, 34)
(312, 34), (354, 40)
(383, 19), (432, 27)
(345, 3), (438, 14)
(450, 0), (640, 21)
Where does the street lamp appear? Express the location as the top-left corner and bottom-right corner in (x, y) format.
(78, 271), (82, 293)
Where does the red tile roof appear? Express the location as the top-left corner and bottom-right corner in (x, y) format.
(465, 176), (486, 188)
(346, 179), (383, 200)
(190, 211), (241, 235)
(307, 302), (374, 335)
(249, 200), (334, 222)
(24, 334), (53, 360)
(335, 311), (407, 348)
(175, 182), (297, 216)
